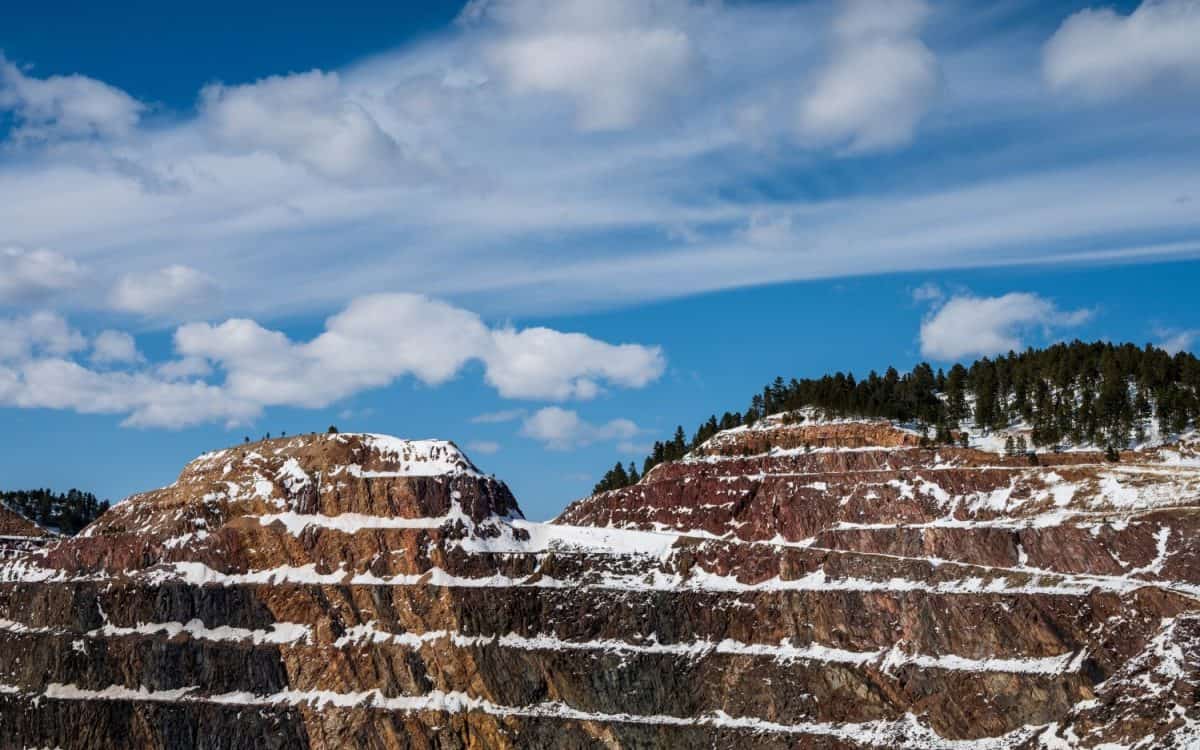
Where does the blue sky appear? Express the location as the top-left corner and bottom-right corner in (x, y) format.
(1, 0), (1198, 519)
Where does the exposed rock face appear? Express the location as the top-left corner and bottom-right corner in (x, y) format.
(0, 504), (52, 558)
(1, 422), (1198, 748)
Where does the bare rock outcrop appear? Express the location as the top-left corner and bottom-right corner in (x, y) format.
(1, 423), (1197, 748)
(0, 504), (52, 559)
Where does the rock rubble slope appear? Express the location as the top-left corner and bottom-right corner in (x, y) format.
(1, 422), (1198, 749)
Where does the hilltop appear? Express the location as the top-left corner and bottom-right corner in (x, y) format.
(594, 340), (1200, 493)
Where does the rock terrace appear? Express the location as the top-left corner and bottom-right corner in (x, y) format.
(0, 423), (1197, 748)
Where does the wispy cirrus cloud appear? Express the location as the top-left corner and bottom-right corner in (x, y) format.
(471, 408), (526, 424)
(0, 0), (1194, 329)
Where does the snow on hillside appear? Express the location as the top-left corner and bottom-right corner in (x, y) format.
(698, 405), (1197, 458)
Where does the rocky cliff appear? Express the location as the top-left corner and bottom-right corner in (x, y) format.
(1, 422), (1197, 749)
(0, 504), (52, 559)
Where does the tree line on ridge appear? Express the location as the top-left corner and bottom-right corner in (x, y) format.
(593, 341), (1200, 494)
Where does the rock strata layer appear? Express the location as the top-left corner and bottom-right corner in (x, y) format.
(1, 422), (1198, 749)
(0, 504), (51, 559)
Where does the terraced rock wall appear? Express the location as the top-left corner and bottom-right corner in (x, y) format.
(0, 425), (1197, 748)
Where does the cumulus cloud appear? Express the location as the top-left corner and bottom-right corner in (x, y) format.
(91, 330), (142, 365)
(470, 0), (700, 130)
(485, 326), (664, 400)
(0, 313), (250, 427)
(200, 70), (412, 183)
(520, 406), (639, 450)
(0, 311), (87, 362)
(797, 0), (939, 152)
(0, 294), (664, 429)
(919, 292), (1093, 361)
(0, 247), (82, 303)
(174, 294), (489, 408)
(0, 358), (257, 428)
(156, 357), (212, 381)
(109, 265), (217, 316)
(176, 293), (665, 408)
(0, 55), (144, 141)
(1044, 0), (1200, 98)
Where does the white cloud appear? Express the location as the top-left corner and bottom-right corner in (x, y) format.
(919, 292), (1093, 361)
(174, 294), (489, 407)
(472, 0), (700, 130)
(742, 212), (796, 248)
(0, 357), (257, 428)
(0, 55), (143, 141)
(0, 311), (86, 362)
(1044, 0), (1200, 98)
(156, 356), (213, 381)
(466, 439), (501, 454)
(200, 70), (413, 183)
(485, 326), (664, 400)
(0, 314), (253, 427)
(520, 406), (639, 450)
(1155, 327), (1198, 355)
(471, 408), (526, 424)
(175, 293), (664, 408)
(0, 295), (664, 429)
(797, 0), (939, 151)
(91, 330), (142, 365)
(0, 247), (82, 303)
(0, 3), (1195, 326)
(109, 265), (217, 316)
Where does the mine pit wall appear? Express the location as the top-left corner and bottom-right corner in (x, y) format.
(1, 428), (1198, 748)
(0, 568), (1193, 748)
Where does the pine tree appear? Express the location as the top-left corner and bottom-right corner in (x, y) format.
(589, 341), (1200, 489)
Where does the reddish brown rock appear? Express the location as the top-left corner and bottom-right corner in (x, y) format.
(0, 422), (1197, 748)
(0, 503), (52, 559)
